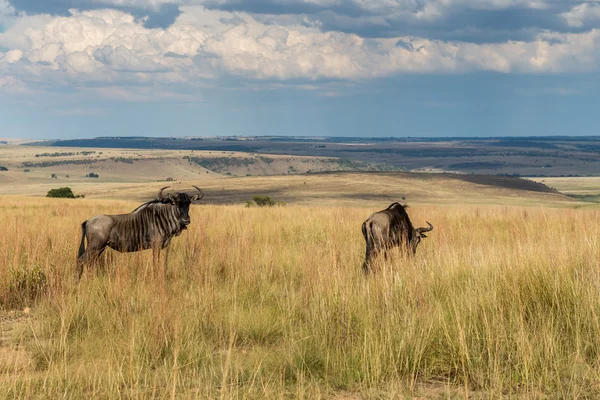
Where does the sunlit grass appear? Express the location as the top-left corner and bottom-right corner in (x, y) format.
(1, 197), (600, 398)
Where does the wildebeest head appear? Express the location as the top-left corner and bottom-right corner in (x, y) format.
(157, 185), (204, 228)
(410, 221), (434, 254)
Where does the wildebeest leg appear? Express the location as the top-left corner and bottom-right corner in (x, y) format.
(76, 247), (105, 280)
(362, 221), (373, 274)
(76, 259), (85, 281)
(152, 246), (160, 271)
(152, 246), (167, 283)
(76, 219), (112, 281)
(163, 246), (171, 277)
(367, 225), (387, 273)
(362, 247), (372, 275)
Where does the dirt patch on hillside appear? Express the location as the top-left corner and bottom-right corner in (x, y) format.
(455, 174), (557, 193)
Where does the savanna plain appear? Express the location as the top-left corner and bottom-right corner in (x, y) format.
(2, 144), (600, 398)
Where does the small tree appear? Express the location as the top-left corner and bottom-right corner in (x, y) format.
(88, 172), (99, 178)
(253, 195), (276, 207)
(246, 195), (286, 207)
(0, 166), (7, 171)
(46, 187), (76, 198)
(51, 173), (57, 179)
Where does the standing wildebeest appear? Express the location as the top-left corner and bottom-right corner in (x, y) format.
(76, 186), (204, 279)
(361, 202), (433, 273)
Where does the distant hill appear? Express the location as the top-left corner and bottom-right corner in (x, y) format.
(55, 171), (573, 208)
(24, 136), (600, 177)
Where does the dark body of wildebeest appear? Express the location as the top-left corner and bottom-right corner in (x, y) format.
(361, 202), (433, 273)
(76, 186), (204, 279)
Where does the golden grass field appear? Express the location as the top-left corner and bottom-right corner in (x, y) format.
(1, 185), (600, 398)
(2, 143), (600, 398)
(530, 177), (600, 204)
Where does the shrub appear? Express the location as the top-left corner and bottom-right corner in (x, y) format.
(88, 172), (99, 178)
(2, 263), (47, 309)
(46, 187), (76, 198)
(51, 173), (57, 179)
(246, 195), (286, 207)
(0, 165), (7, 171)
(253, 195), (276, 207)
(23, 169), (30, 172)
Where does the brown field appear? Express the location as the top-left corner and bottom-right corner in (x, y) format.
(1, 196), (600, 398)
(0, 144), (396, 198)
(26, 136), (600, 177)
(2, 143), (600, 397)
(530, 177), (600, 204)
(0, 143), (580, 208)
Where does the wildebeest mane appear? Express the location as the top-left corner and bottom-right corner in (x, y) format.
(386, 202), (409, 210)
(130, 199), (161, 213)
(130, 197), (178, 213)
(385, 202), (415, 235)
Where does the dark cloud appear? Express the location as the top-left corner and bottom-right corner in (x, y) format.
(8, 0), (180, 28)
(201, 0), (332, 16)
(7, 0), (600, 43)
(164, 51), (188, 58)
(308, 4), (586, 43)
(8, 0), (75, 15)
(202, 0), (595, 43)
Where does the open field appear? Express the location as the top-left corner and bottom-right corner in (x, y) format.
(0, 144), (398, 192)
(0, 170), (578, 208)
(24, 136), (600, 176)
(530, 177), (600, 204)
(0, 143), (583, 208)
(1, 197), (600, 398)
(2, 139), (600, 397)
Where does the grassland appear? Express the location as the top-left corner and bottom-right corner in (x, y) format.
(0, 144), (398, 198)
(2, 140), (600, 397)
(0, 144), (577, 208)
(530, 177), (600, 204)
(1, 192), (600, 398)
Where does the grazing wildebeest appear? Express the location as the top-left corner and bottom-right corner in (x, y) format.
(76, 186), (204, 279)
(361, 202), (433, 273)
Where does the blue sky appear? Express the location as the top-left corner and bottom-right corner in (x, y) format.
(1, 0), (599, 138)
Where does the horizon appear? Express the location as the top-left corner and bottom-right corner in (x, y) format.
(7, 134), (600, 142)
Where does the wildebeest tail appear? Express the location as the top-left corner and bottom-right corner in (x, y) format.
(77, 221), (87, 259)
(361, 220), (374, 274)
(362, 221), (373, 248)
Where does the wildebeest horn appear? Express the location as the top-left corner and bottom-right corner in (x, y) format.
(157, 186), (170, 200)
(417, 221), (433, 233)
(192, 185), (204, 200)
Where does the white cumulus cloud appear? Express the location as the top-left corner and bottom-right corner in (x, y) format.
(0, 5), (599, 100)
(561, 3), (600, 28)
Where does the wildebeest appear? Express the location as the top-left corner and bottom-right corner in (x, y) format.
(361, 202), (433, 273)
(76, 186), (204, 279)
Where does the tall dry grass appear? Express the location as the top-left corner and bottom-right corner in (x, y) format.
(1, 197), (600, 398)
